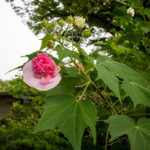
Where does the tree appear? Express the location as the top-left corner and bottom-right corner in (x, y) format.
(6, 0), (150, 71)
(6, 0), (149, 34)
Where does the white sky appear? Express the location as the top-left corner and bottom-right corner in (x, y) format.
(0, 1), (41, 80)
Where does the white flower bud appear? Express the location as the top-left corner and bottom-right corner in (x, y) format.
(73, 16), (85, 29)
(127, 7), (135, 17)
(98, 51), (105, 56)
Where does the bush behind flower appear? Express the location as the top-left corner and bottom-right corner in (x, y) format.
(6, 6), (150, 150)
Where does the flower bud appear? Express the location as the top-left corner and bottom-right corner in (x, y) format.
(58, 19), (65, 27)
(112, 20), (117, 24)
(76, 63), (84, 71)
(73, 16), (85, 29)
(48, 22), (55, 31)
(81, 29), (91, 38)
(127, 7), (135, 17)
(51, 21), (56, 28)
(124, 40), (130, 45)
(42, 19), (48, 28)
(66, 16), (73, 24)
(47, 40), (55, 49)
(98, 51), (105, 56)
(118, 33), (122, 38)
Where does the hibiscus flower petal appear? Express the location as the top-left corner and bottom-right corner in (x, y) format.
(23, 61), (39, 87)
(37, 74), (61, 91)
(23, 60), (61, 91)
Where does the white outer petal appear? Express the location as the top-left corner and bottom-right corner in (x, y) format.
(23, 61), (61, 91)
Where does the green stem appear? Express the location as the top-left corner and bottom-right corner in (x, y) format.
(79, 81), (90, 100)
(122, 53), (128, 63)
(64, 24), (69, 37)
(82, 71), (117, 114)
(75, 82), (89, 88)
(140, 1), (147, 22)
(105, 128), (109, 150)
(113, 94), (128, 106)
(78, 37), (82, 44)
(72, 28), (74, 50)
(70, 58), (117, 114)
(103, 137), (127, 148)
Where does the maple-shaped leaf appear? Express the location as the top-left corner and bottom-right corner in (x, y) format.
(106, 115), (150, 150)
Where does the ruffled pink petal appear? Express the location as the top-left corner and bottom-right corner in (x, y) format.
(40, 75), (51, 84)
(23, 61), (61, 91)
(37, 74), (61, 91)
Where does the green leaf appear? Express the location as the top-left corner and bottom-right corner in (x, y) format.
(141, 37), (150, 48)
(113, 0), (127, 5)
(115, 45), (130, 54)
(35, 77), (97, 150)
(47, 77), (76, 96)
(40, 34), (55, 50)
(21, 51), (39, 60)
(128, 0), (141, 8)
(144, 8), (150, 19)
(36, 96), (98, 150)
(6, 51), (40, 73)
(63, 67), (83, 78)
(116, 45), (144, 59)
(95, 64), (120, 99)
(97, 56), (140, 80)
(122, 80), (150, 107)
(106, 115), (150, 150)
(96, 56), (150, 106)
(113, 7), (132, 24)
(113, 7), (127, 16)
(5, 64), (24, 74)
(54, 45), (73, 61)
(140, 22), (150, 33)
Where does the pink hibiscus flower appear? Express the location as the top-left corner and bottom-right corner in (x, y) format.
(23, 53), (61, 91)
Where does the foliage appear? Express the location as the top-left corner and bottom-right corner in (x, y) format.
(4, 0), (150, 150)
(0, 77), (72, 150)
(8, 12), (149, 150)
(0, 80), (10, 92)
(5, 0), (117, 34)
(4, 0), (150, 35)
(106, 115), (150, 150)
(35, 79), (98, 150)
(6, 0), (150, 71)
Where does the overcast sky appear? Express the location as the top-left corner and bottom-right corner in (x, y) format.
(0, 1), (41, 80)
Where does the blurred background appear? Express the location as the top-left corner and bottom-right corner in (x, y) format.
(0, 1), (41, 80)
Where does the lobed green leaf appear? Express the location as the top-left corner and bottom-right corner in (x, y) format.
(106, 115), (150, 150)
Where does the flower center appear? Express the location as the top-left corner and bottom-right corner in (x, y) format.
(32, 53), (57, 84)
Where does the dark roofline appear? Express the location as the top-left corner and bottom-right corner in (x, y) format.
(0, 91), (10, 96)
